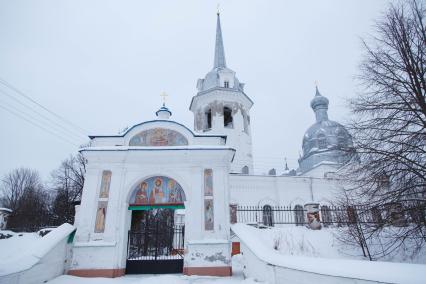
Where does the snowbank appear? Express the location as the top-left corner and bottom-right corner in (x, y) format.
(232, 223), (425, 284)
(0, 223), (76, 284)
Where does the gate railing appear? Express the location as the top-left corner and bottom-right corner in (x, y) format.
(235, 204), (426, 227)
(127, 222), (184, 260)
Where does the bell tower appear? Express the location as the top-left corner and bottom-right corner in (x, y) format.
(190, 12), (254, 174)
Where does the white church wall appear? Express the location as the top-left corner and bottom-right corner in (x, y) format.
(229, 174), (341, 208)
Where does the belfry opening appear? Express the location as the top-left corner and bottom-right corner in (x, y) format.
(126, 176), (186, 274)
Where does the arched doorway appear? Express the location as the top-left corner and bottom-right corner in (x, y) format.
(126, 176), (186, 274)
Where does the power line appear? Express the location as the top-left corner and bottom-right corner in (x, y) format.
(0, 77), (89, 136)
(0, 104), (80, 147)
(0, 88), (88, 141)
(0, 97), (84, 145)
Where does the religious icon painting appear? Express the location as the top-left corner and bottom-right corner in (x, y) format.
(99, 170), (112, 198)
(204, 199), (214, 231)
(204, 169), (213, 196)
(94, 201), (108, 233)
(129, 128), (188, 146)
(129, 176), (186, 205)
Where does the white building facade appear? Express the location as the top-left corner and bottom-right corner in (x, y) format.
(70, 13), (353, 278)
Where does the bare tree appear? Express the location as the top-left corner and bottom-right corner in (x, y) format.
(342, 0), (426, 260)
(50, 153), (86, 224)
(0, 168), (51, 230)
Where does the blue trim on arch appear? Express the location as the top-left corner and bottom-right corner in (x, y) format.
(88, 120), (227, 141)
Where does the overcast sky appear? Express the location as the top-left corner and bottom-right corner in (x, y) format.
(0, 0), (391, 180)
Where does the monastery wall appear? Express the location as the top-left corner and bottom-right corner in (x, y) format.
(229, 174), (341, 207)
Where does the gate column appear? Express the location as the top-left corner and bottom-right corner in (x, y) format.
(183, 166), (232, 277)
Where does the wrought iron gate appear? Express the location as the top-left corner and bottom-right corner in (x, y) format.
(126, 220), (185, 274)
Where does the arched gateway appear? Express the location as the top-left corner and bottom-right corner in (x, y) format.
(126, 176), (187, 274)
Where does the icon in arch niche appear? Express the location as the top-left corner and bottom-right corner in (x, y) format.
(129, 128), (188, 146)
(130, 176), (186, 205)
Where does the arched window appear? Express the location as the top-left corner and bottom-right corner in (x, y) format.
(321, 205), (332, 227)
(317, 134), (327, 149)
(224, 107), (233, 128)
(205, 109), (212, 130)
(241, 166), (249, 174)
(262, 205), (273, 227)
(294, 205), (304, 226)
(371, 206), (383, 225)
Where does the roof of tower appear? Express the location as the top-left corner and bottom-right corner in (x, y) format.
(195, 13), (246, 94)
(214, 12), (227, 69)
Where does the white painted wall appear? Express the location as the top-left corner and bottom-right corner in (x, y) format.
(229, 174), (340, 207)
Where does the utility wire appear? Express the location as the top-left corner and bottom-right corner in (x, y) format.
(0, 77), (89, 136)
(0, 97), (83, 145)
(0, 104), (80, 147)
(0, 88), (88, 141)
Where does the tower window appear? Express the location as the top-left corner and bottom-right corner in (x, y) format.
(224, 107), (233, 128)
(224, 81), (229, 88)
(242, 166), (249, 174)
(205, 109), (212, 130)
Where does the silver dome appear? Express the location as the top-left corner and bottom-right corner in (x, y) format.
(298, 87), (354, 174)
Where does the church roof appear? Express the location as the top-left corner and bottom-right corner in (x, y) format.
(298, 87), (354, 174)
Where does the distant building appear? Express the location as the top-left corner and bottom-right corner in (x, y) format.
(0, 208), (12, 230)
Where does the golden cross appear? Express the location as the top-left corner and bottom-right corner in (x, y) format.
(160, 92), (168, 106)
(217, 3), (220, 15)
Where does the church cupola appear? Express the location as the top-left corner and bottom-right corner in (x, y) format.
(189, 12), (254, 174)
(310, 86), (329, 122)
(298, 87), (355, 176)
(156, 103), (172, 120)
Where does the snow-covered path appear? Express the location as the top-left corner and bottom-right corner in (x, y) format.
(48, 274), (260, 284)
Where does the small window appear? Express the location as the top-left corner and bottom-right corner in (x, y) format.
(294, 205), (304, 226)
(262, 205), (273, 227)
(224, 107), (233, 128)
(205, 109), (212, 130)
(224, 81), (229, 88)
(242, 166), (249, 174)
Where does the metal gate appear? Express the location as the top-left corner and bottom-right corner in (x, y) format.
(126, 220), (185, 274)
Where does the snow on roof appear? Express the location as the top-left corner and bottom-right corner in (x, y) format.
(0, 208), (12, 213)
(0, 223), (75, 276)
(232, 223), (425, 284)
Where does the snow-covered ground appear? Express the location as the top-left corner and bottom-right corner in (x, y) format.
(48, 274), (258, 284)
(243, 225), (426, 264)
(0, 230), (40, 261)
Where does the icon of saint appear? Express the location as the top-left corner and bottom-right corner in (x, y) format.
(135, 182), (148, 204)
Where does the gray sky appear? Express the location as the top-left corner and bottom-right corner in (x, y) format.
(0, 0), (390, 180)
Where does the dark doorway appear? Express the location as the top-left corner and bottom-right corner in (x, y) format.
(126, 208), (185, 274)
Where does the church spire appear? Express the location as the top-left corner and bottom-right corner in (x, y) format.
(213, 12), (226, 69)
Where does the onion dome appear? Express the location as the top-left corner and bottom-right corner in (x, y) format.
(298, 87), (354, 174)
(156, 104), (172, 120)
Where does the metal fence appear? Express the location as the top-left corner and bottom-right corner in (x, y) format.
(235, 204), (425, 227)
